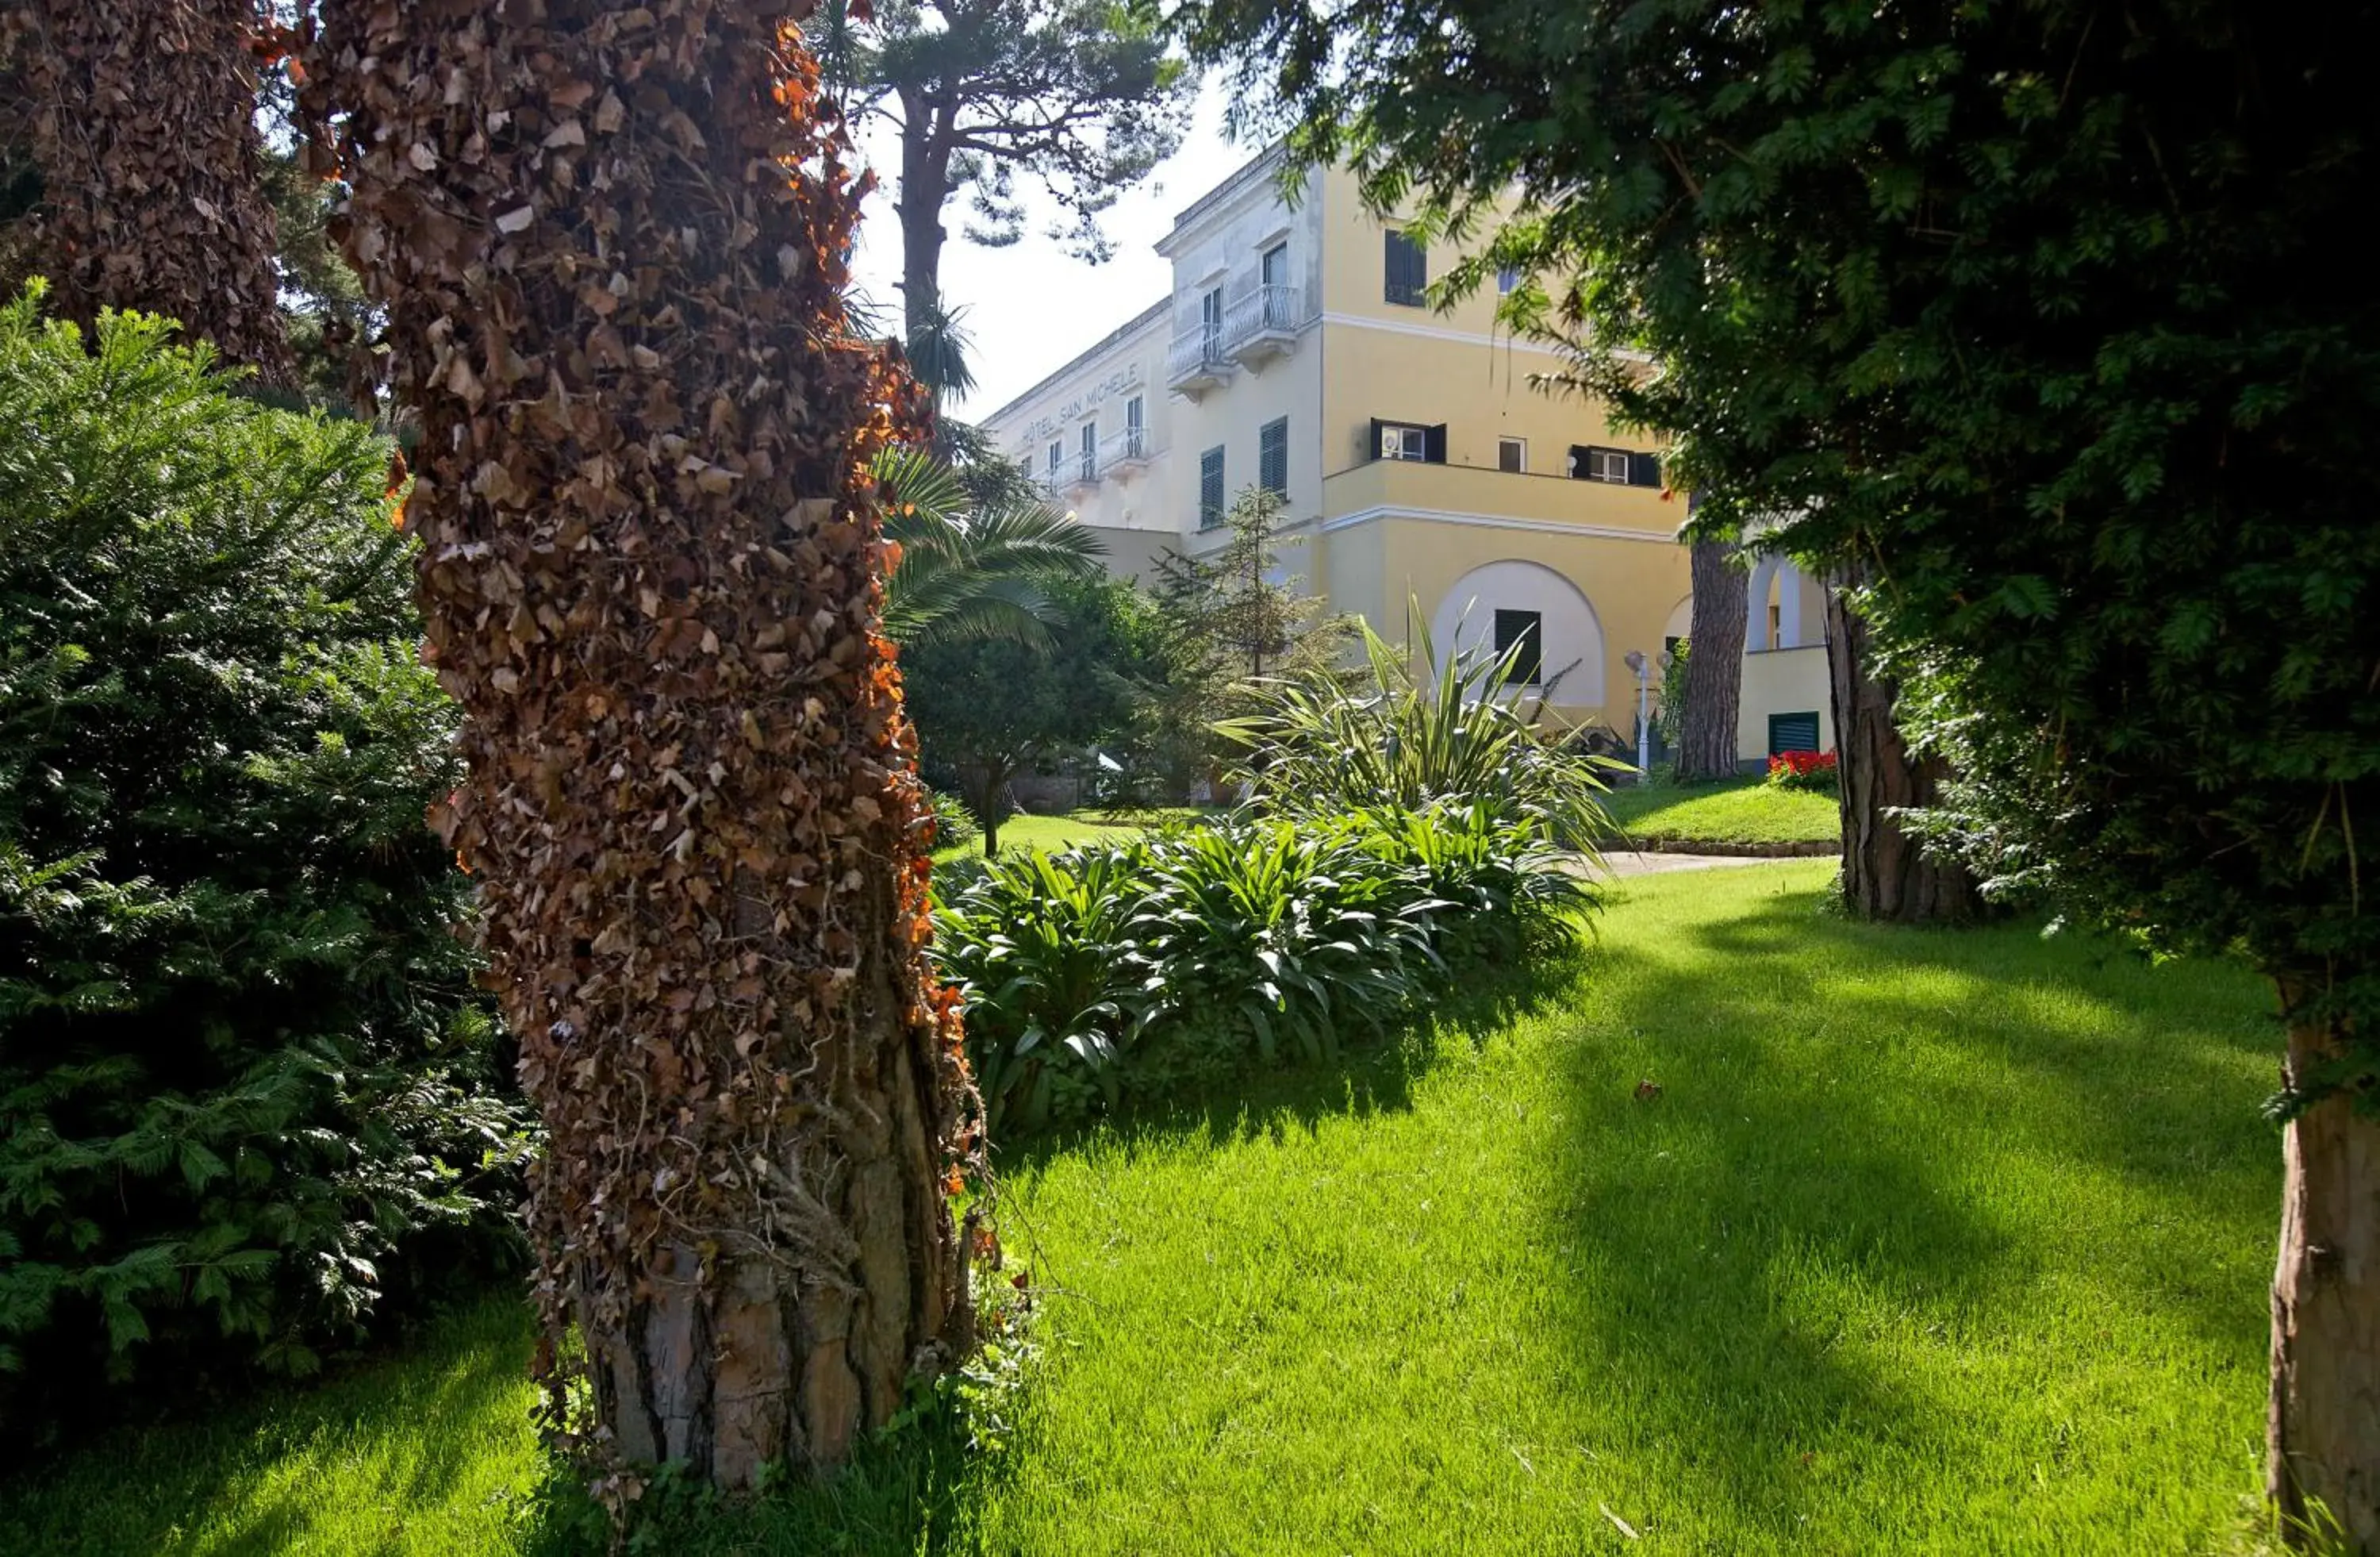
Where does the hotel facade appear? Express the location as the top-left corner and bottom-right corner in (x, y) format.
(982, 149), (1833, 763)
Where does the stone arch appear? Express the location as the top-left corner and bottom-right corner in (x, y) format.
(1429, 559), (1606, 705)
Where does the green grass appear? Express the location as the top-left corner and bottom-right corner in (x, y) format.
(1599, 774), (1842, 848)
(929, 808), (1173, 864)
(6, 864), (2284, 1555)
(2, 1294), (543, 1556)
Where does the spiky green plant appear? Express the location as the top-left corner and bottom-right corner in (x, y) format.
(1221, 610), (1615, 850)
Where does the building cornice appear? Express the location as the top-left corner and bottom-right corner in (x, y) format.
(1319, 504), (1680, 545)
(978, 296), (1171, 429)
(1155, 141), (1297, 260)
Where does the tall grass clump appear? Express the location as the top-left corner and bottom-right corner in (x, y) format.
(1220, 614), (1615, 849)
(936, 805), (1591, 1131)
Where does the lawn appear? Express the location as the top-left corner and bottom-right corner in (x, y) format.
(1599, 774), (1841, 848)
(3, 863), (2284, 1555)
(929, 807), (1184, 863)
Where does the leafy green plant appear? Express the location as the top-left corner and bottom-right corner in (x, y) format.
(935, 806), (1593, 1129)
(1223, 612), (1615, 850)
(0, 293), (531, 1435)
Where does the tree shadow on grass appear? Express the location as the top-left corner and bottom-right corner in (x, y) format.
(1531, 880), (2276, 1545)
(990, 945), (1585, 1177)
(0, 1292), (536, 1557)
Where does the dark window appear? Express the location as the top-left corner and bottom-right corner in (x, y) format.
(1768, 711), (1822, 755)
(1384, 230), (1427, 306)
(1046, 440), (1064, 477)
(1372, 418), (1447, 463)
(1079, 421), (1097, 480)
(1494, 609), (1544, 686)
(1123, 394), (1144, 457)
(1259, 417), (1288, 497)
(1261, 241), (1288, 288)
(1498, 437), (1526, 473)
(1568, 445), (1664, 486)
(1199, 445), (1225, 529)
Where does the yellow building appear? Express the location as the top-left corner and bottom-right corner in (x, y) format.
(982, 148), (1833, 765)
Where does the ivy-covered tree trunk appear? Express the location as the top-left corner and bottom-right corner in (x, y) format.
(2269, 998), (2380, 1549)
(310, 0), (973, 1497)
(1674, 532), (1746, 782)
(2, 0), (295, 387)
(1825, 583), (1979, 925)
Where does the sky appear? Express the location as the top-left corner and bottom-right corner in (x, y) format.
(843, 77), (1250, 422)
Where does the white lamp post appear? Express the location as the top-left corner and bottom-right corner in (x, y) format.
(1622, 649), (1651, 778)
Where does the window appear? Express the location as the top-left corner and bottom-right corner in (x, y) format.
(1384, 229), (1427, 306)
(1497, 265), (1522, 294)
(1261, 240), (1288, 288)
(1199, 445), (1225, 529)
(1493, 609), (1544, 687)
(1768, 711), (1821, 755)
(1498, 436), (1526, 473)
(1568, 444), (1663, 486)
(1372, 418), (1446, 463)
(1079, 421), (1097, 481)
(1046, 440), (1063, 479)
(1259, 417), (1289, 497)
(1124, 394), (1144, 457)
(1200, 285), (1224, 349)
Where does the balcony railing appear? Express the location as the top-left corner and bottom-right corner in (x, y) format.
(1223, 283), (1303, 366)
(1168, 323), (1230, 396)
(1097, 426), (1155, 476)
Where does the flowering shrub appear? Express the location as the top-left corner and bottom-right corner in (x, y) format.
(1767, 750), (1841, 792)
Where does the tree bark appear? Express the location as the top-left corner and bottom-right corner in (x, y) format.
(3, 0), (295, 388)
(311, 1), (973, 1500)
(1825, 583), (1982, 924)
(1675, 533), (1748, 782)
(894, 91), (952, 348)
(2269, 1000), (2380, 1551)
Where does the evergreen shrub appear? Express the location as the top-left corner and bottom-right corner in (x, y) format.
(0, 292), (531, 1437)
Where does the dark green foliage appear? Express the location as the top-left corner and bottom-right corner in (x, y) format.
(1180, 0), (2380, 1094)
(935, 805), (1592, 1129)
(0, 292), (530, 1432)
(904, 576), (1161, 854)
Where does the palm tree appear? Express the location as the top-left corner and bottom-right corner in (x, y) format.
(875, 447), (1107, 647)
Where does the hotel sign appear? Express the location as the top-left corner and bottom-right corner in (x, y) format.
(1019, 361), (1145, 444)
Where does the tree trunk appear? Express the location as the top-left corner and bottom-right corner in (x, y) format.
(1825, 583), (1982, 924)
(894, 95), (950, 348)
(310, 1), (973, 1500)
(2269, 1001), (2380, 1550)
(1675, 532), (1748, 782)
(5, 0), (295, 388)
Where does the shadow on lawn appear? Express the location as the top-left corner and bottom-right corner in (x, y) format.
(1532, 878), (2277, 1544)
(0, 1293), (536, 1557)
(993, 945), (1583, 1175)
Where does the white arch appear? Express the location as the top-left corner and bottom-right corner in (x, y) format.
(1745, 552), (1785, 650)
(1664, 594), (1694, 645)
(1429, 559), (1606, 705)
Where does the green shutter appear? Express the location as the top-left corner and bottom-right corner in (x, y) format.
(1768, 711), (1821, 755)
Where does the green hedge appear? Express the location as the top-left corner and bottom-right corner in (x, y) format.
(0, 292), (531, 1438)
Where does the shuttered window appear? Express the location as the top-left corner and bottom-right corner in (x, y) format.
(1494, 609), (1544, 686)
(1372, 418), (1447, 463)
(1259, 417), (1288, 497)
(1568, 444), (1663, 486)
(1768, 711), (1821, 755)
(1384, 230), (1427, 306)
(1199, 445), (1225, 529)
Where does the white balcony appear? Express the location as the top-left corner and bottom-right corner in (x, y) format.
(1098, 427), (1156, 478)
(1167, 324), (1231, 398)
(1224, 283), (1304, 367)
